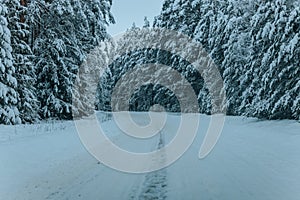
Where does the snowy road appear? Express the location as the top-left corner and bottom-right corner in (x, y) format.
(1, 113), (300, 200)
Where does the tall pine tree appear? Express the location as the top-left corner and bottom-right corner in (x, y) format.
(6, 0), (39, 123)
(0, 3), (21, 124)
(34, 0), (114, 119)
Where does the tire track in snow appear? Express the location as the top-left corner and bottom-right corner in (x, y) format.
(130, 132), (168, 200)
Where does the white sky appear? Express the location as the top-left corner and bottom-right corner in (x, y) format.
(107, 0), (164, 36)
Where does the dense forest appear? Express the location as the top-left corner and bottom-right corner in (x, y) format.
(0, 0), (299, 125)
(98, 0), (300, 120)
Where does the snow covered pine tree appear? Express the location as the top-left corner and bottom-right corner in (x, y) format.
(33, 0), (113, 120)
(0, 2), (21, 124)
(6, 0), (39, 123)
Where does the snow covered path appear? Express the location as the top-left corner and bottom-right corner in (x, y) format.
(1, 113), (300, 200)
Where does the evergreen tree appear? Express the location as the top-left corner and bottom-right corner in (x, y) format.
(143, 16), (150, 28)
(153, 0), (175, 28)
(83, 0), (114, 48)
(0, 3), (21, 124)
(6, 0), (39, 123)
(221, 0), (255, 115)
(239, 0), (278, 117)
(33, 0), (113, 119)
(34, 0), (86, 119)
(74, 0), (114, 116)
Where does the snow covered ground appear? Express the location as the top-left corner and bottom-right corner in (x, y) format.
(0, 112), (300, 200)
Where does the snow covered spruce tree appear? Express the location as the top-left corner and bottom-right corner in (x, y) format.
(0, 3), (21, 124)
(154, 0), (201, 36)
(83, 0), (114, 48)
(33, 0), (113, 120)
(34, 0), (82, 120)
(153, 0), (175, 29)
(6, 0), (39, 123)
(220, 0), (255, 115)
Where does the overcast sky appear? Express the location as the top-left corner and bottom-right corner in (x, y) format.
(107, 0), (164, 36)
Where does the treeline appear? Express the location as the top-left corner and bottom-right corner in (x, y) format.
(97, 0), (299, 120)
(0, 0), (114, 124)
(1, 0), (299, 124)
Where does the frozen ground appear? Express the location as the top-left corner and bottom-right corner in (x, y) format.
(0, 112), (300, 200)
